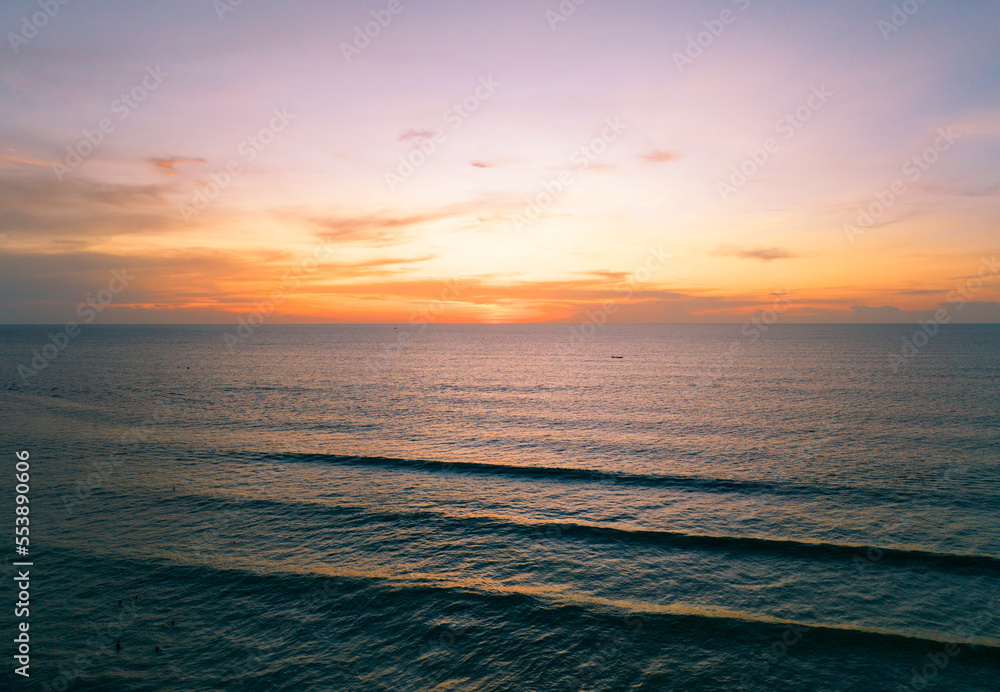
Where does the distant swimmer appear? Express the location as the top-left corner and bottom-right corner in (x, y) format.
(116, 640), (121, 651)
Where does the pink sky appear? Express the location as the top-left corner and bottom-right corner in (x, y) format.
(1, 0), (999, 323)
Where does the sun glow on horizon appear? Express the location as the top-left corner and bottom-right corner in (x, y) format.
(1, 0), (998, 325)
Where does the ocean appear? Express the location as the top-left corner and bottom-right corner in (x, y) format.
(1, 324), (998, 691)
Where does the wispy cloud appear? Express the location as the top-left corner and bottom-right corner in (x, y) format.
(398, 129), (439, 143)
(149, 156), (207, 176)
(640, 150), (681, 164)
(307, 200), (488, 245)
(310, 212), (448, 245)
(713, 245), (800, 262)
(0, 153), (50, 169)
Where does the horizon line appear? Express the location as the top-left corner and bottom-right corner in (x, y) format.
(3, 323), (1000, 327)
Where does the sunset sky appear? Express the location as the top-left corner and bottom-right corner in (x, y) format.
(1, 0), (998, 323)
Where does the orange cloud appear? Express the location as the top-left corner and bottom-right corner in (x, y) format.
(640, 150), (681, 164)
(148, 156), (207, 176)
(307, 200), (488, 245)
(713, 245), (800, 262)
(0, 153), (49, 169)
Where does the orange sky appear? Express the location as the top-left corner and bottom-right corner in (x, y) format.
(1, 0), (999, 323)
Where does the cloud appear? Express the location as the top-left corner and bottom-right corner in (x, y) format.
(306, 199), (490, 245)
(0, 175), (168, 209)
(336, 255), (437, 272)
(311, 212), (447, 245)
(148, 156), (207, 176)
(0, 174), (175, 245)
(640, 150), (681, 164)
(398, 129), (440, 143)
(960, 182), (1000, 197)
(848, 305), (906, 319)
(470, 161), (491, 168)
(713, 245), (800, 261)
(4, 245), (995, 324)
(0, 153), (50, 170)
(846, 302), (1000, 323)
(0, 248), (440, 323)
